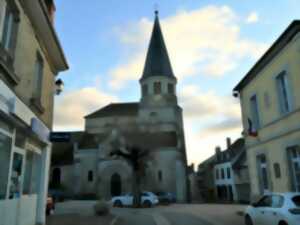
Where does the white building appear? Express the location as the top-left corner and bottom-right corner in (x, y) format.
(213, 138), (250, 203)
(0, 1), (68, 225)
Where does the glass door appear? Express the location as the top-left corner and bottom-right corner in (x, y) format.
(9, 148), (25, 199)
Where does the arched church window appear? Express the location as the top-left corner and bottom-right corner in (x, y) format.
(142, 84), (148, 96)
(168, 83), (174, 94)
(158, 170), (162, 182)
(88, 170), (93, 182)
(154, 82), (161, 94)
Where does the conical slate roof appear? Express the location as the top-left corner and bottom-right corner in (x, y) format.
(141, 11), (175, 80)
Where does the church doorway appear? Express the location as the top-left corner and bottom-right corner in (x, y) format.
(110, 173), (122, 196)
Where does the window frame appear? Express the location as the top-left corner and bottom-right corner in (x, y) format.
(88, 170), (93, 182)
(167, 83), (174, 94)
(276, 71), (292, 115)
(0, 0), (20, 61)
(0, 127), (13, 200)
(154, 81), (162, 95)
(250, 94), (260, 129)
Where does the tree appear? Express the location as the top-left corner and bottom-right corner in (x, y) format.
(110, 146), (149, 207)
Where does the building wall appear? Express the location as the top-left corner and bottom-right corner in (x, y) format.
(3, 0), (57, 129)
(239, 30), (300, 200)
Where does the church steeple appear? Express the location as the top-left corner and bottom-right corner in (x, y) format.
(141, 11), (175, 80)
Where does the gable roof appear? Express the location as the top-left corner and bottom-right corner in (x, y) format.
(141, 11), (175, 80)
(85, 102), (139, 119)
(234, 20), (300, 91)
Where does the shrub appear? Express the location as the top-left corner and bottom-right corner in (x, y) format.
(94, 200), (110, 216)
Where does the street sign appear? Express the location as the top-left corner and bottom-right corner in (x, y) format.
(50, 132), (71, 142)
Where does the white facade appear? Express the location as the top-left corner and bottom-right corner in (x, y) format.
(214, 162), (238, 202)
(0, 80), (51, 225)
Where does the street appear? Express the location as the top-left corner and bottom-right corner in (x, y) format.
(46, 201), (246, 225)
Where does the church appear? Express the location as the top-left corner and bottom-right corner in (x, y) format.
(50, 11), (188, 202)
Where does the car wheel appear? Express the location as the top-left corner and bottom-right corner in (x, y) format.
(245, 215), (253, 225)
(143, 200), (152, 208)
(113, 200), (123, 208)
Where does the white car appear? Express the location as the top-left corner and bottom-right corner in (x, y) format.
(245, 192), (300, 225)
(111, 191), (159, 207)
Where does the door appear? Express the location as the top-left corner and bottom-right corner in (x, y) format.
(254, 195), (272, 225)
(264, 195), (284, 225)
(9, 148), (25, 199)
(110, 173), (121, 197)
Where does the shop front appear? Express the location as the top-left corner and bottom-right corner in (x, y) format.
(0, 80), (51, 225)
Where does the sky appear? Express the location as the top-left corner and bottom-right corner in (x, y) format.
(53, 0), (300, 166)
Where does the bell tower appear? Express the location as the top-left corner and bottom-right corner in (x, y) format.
(140, 11), (177, 107)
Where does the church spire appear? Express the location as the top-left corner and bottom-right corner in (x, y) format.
(141, 11), (175, 80)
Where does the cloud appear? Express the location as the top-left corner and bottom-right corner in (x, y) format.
(246, 12), (259, 24)
(179, 85), (241, 121)
(178, 85), (242, 164)
(198, 118), (241, 138)
(53, 87), (118, 130)
(108, 5), (266, 89)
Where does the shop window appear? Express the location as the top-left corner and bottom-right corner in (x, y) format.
(23, 151), (40, 195)
(0, 131), (12, 199)
(9, 152), (24, 199)
(88, 170), (93, 182)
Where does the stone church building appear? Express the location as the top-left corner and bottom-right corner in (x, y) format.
(50, 12), (188, 202)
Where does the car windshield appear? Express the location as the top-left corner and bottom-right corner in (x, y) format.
(292, 196), (300, 207)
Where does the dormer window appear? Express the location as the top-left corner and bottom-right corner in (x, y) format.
(154, 82), (161, 94)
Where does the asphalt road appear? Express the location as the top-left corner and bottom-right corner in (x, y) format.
(48, 201), (246, 225)
(112, 207), (216, 225)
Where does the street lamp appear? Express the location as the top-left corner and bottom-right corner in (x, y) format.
(55, 79), (64, 95)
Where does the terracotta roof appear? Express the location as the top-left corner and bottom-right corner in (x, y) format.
(234, 20), (300, 91)
(85, 102), (139, 119)
(141, 12), (175, 80)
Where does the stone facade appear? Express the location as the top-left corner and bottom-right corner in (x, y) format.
(51, 12), (188, 202)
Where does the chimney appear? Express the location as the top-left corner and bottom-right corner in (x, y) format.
(226, 137), (231, 149)
(44, 0), (56, 24)
(215, 146), (221, 161)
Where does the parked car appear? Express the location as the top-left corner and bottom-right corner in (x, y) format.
(46, 195), (55, 216)
(244, 192), (300, 225)
(111, 191), (159, 207)
(155, 191), (176, 204)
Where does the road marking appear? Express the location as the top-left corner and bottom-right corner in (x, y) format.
(110, 216), (119, 225)
(151, 213), (171, 225)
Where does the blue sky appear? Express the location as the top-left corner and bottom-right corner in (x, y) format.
(53, 0), (300, 165)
